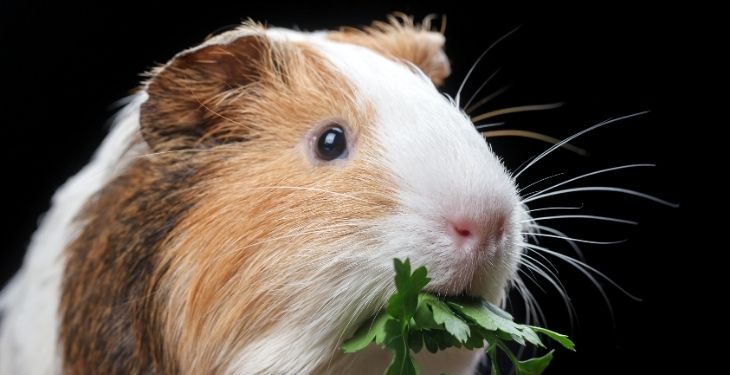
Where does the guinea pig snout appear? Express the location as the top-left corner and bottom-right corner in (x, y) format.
(445, 208), (509, 252)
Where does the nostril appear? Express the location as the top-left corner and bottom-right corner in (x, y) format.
(447, 219), (478, 247)
(453, 225), (472, 238)
(447, 212), (509, 249)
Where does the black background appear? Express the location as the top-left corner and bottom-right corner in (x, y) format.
(0, 2), (711, 374)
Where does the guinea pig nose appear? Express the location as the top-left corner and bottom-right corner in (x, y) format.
(447, 211), (509, 250)
(447, 218), (480, 248)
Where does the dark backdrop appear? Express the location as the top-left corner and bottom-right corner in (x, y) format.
(0, 2), (708, 374)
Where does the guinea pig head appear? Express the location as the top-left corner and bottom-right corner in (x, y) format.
(128, 19), (525, 373)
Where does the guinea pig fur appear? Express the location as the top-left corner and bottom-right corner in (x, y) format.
(0, 17), (528, 375)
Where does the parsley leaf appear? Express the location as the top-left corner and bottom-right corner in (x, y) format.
(342, 258), (575, 374)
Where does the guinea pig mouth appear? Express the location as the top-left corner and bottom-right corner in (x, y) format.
(423, 288), (473, 299)
(422, 279), (478, 299)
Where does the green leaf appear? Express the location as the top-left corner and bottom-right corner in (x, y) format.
(518, 326), (544, 348)
(412, 297), (439, 330)
(515, 350), (554, 375)
(388, 259), (430, 321)
(433, 330), (458, 350)
(483, 300), (514, 320)
(341, 258), (574, 375)
(529, 327), (576, 351)
(462, 325), (487, 350)
(448, 299), (522, 338)
(385, 333), (418, 375)
(342, 314), (391, 353)
(408, 330), (424, 353)
(423, 332), (439, 353)
(426, 298), (470, 343)
(487, 343), (501, 375)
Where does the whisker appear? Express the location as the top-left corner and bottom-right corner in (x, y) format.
(474, 121), (505, 131)
(522, 249), (561, 278)
(512, 277), (549, 360)
(523, 186), (679, 207)
(523, 243), (619, 324)
(518, 173), (565, 194)
(512, 276), (546, 326)
(524, 242), (642, 318)
(471, 103), (563, 123)
(523, 164), (655, 200)
(463, 68), (502, 111)
(525, 205), (583, 213)
(524, 232), (626, 245)
(527, 224), (585, 261)
(515, 267), (546, 294)
(455, 26), (520, 107)
(519, 254), (575, 323)
(465, 84), (511, 115)
(524, 214), (637, 225)
(250, 186), (373, 203)
(481, 129), (586, 155)
(212, 224), (367, 260)
(512, 111), (649, 180)
(135, 146), (238, 160)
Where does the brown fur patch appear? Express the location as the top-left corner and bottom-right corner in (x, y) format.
(60, 24), (397, 374)
(60, 153), (200, 374)
(328, 14), (451, 86)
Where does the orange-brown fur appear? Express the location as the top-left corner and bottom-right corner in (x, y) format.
(328, 15), (450, 86)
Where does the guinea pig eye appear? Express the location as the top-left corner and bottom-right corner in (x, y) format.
(315, 125), (347, 161)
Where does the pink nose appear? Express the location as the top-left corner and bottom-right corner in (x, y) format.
(447, 214), (508, 250)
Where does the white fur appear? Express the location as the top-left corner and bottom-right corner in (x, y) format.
(0, 94), (147, 374)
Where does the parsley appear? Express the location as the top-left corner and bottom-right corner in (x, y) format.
(342, 259), (575, 375)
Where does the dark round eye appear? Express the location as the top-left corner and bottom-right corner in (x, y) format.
(315, 125), (347, 161)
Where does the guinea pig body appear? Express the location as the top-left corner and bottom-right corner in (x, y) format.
(0, 18), (526, 374)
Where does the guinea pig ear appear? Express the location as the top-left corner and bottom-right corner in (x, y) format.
(140, 32), (270, 151)
(328, 14), (451, 86)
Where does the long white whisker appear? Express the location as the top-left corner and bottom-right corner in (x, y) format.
(519, 254), (575, 323)
(512, 111), (648, 179)
(524, 163), (655, 200)
(527, 224), (585, 260)
(510, 277), (545, 361)
(250, 186), (377, 203)
(471, 103), (563, 123)
(463, 68), (501, 110)
(523, 186), (679, 207)
(455, 27), (520, 107)
(524, 214), (637, 225)
(524, 232), (626, 245)
(515, 266), (545, 294)
(522, 250), (560, 278)
(528, 241), (642, 300)
(466, 84), (511, 114)
(518, 173), (565, 194)
(474, 121), (505, 131)
(521, 281), (546, 326)
(525, 205), (583, 214)
(512, 276), (546, 326)
(524, 242), (619, 322)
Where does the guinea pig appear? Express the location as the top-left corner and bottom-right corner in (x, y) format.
(0, 16), (528, 374)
